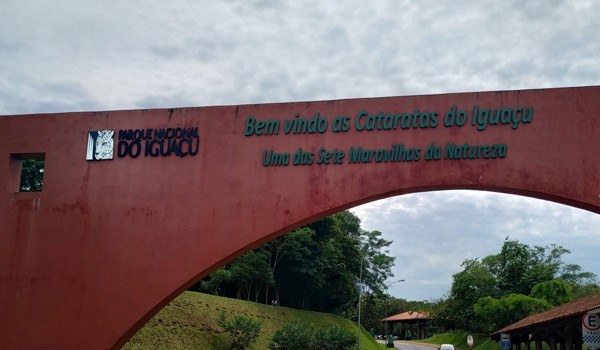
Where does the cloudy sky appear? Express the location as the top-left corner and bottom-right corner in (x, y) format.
(2, 1), (599, 301)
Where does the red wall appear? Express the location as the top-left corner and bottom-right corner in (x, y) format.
(1, 86), (599, 349)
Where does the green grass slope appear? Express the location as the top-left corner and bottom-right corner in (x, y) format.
(418, 332), (498, 350)
(122, 291), (383, 350)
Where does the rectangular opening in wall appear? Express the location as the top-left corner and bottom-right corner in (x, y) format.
(10, 153), (45, 192)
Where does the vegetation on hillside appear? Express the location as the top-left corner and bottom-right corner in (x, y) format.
(194, 211), (600, 337)
(130, 212), (599, 347)
(122, 291), (382, 350)
(193, 211), (397, 325)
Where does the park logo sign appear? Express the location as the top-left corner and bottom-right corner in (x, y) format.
(86, 130), (114, 161)
(86, 127), (200, 161)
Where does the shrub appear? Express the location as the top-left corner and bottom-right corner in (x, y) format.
(269, 320), (315, 350)
(217, 312), (262, 350)
(269, 321), (356, 350)
(314, 325), (356, 349)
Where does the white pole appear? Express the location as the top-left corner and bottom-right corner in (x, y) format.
(358, 254), (363, 349)
(384, 279), (405, 343)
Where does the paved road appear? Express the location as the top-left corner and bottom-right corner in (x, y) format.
(378, 340), (440, 350)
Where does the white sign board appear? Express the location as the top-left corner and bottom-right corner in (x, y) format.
(467, 335), (474, 347)
(583, 312), (600, 350)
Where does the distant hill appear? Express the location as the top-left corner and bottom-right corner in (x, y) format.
(122, 291), (382, 349)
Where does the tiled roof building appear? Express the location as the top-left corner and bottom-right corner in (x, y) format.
(381, 311), (431, 339)
(491, 293), (600, 350)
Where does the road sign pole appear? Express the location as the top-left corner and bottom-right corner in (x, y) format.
(583, 312), (600, 350)
(500, 333), (511, 350)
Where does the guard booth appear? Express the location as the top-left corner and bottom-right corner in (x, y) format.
(492, 293), (600, 350)
(381, 311), (430, 340)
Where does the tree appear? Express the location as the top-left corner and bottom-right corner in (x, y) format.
(427, 294), (454, 333)
(199, 268), (231, 295)
(359, 230), (395, 295)
(446, 258), (498, 331)
(490, 239), (532, 294)
(521, 244), (569, 292)
(443, 238), (598, 333)
(529, 279), (572, 306)
(265, 227), (315, 305)
(19, 159), (44, 192)
(274, 227), (320, 309)
(571, 283), (600, 299)
(354, 229), (395, 332)
(474, 294), (550, 333)
(196, 211), (397, 318)
(229, 249), (273, 301)
(278, 211), (365, 313)
(484, 238), (591, 296)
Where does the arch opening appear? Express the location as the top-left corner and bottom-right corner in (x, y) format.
(119, 188), (600, 348)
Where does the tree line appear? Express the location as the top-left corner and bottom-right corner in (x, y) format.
(194, 211), (396, 316)
(432, 237), (599, 333)
(195, 213), (600, 336)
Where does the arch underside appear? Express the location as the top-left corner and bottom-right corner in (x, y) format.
(118, 183), (599, 348)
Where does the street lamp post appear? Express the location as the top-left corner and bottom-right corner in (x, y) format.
(357, 252), (365, 350)
(384, 279), (405, 342)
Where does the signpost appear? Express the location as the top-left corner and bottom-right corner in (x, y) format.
(467, 335), (474, 348)
(583, 312), (600, 350)
(500, 333), (511, 350)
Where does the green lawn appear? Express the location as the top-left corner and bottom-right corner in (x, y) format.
(417, 332), (499, 350)
(123, 291), (382, 349)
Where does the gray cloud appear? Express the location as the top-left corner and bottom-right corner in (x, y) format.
(4, 0), (599, 113)
(352, 191), (600, 300)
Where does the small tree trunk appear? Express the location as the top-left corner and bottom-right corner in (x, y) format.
(254, 285), (261, 302)
(265, 286), (269, 305)
(245, 282), (252, 301)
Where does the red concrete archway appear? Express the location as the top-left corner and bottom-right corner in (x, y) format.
(1, 86), (599, 349)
